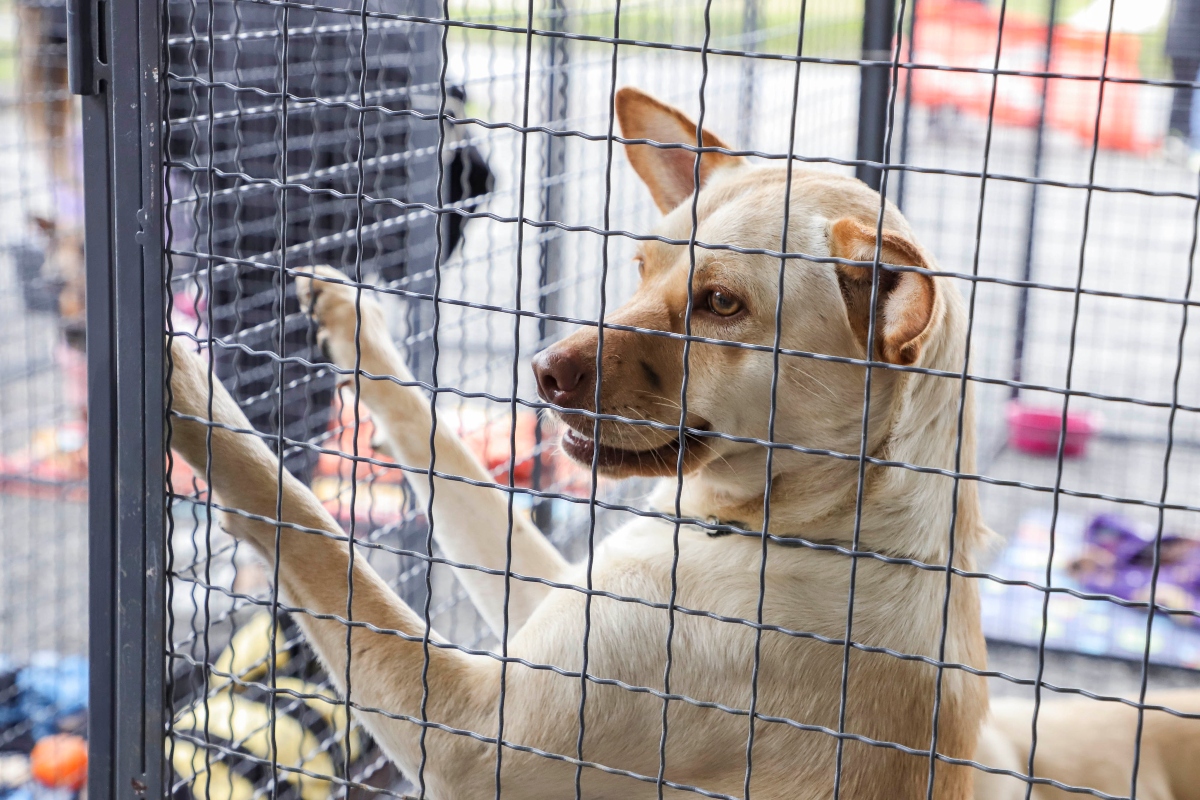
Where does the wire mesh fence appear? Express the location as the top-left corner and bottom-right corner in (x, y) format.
(69, 0), (1200, 796)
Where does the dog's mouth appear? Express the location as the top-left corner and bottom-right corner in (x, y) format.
(558, 417), (711, 477)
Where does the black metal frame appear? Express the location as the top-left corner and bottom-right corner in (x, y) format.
(76, 0), (167, 791)
(855, 0), (895, 191)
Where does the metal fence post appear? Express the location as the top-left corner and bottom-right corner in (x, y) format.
(403, 3), (448, 385)
(895, 0), (919, 210)
(856, 0), (896, 190)
(536, 0), (569, 350)
(1011, 0), (1060, 397)
(736, 0), (759, 149)
(532, 0), (570, 532)
(72, 0), (165, 790)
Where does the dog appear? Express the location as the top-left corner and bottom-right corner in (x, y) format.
(29, 215), (86, 346)
(15, 0), (87, 345)
(974, 691), (1200, 800)
(166, 86), (992, 798)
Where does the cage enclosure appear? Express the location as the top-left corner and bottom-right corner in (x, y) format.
(71, 0), (1200, 797)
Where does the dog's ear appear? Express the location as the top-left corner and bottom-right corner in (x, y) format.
(615, 87), (741, 214)
(31, 215), (57, 236)
(828, 217), (937, 367)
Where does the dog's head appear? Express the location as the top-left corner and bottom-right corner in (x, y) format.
(32, 216), (87, 349)
(533, 88), (948, 495)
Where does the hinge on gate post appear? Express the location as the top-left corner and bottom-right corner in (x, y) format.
(66, 0), (97, 95)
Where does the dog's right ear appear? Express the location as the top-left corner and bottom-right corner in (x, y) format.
(828, 217), (938, 367)
(615, 87), (741, 214)
(31, 216), (57, 236)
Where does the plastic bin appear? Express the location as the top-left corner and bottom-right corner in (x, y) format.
(1006, 400), (1098, 457)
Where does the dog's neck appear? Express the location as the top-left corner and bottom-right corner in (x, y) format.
(648, 285), (989, 568)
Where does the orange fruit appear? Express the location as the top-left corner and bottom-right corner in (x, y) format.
(30, 734), (87, 791)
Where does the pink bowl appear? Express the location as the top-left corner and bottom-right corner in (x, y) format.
(1006, 401), (1097, 457)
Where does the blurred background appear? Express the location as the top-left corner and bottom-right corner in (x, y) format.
(1, 0), (1200, 795)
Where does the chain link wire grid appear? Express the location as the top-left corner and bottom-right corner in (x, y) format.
(154, 0), (1200, 798)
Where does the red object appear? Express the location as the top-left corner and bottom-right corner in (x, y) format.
(30, 734), (88, 791)
(907, 0), (1153, 152)
(0, 421), (89, 501)
(1046, 27), (1146, 153)
(314, 392), (576, 490)
(1006, 401), (1097, 457)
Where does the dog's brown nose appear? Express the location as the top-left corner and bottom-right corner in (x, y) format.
(533, 348), (589, 407)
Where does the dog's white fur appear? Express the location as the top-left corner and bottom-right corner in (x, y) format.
(166, 88), (994, 798)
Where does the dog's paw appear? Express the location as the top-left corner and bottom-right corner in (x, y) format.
(295, 266), (386, 370)
(295, 265), (357, 333)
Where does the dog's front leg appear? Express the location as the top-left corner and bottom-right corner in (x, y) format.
(167, 337), (499, 793)
(296, 267), (570, 639)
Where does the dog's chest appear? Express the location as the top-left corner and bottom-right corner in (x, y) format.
(581, 521), (937, 676)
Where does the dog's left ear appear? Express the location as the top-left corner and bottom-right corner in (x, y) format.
(31, 216), (57, 236)
(829, 217), (938, 367)
(615, 87), (741, 214)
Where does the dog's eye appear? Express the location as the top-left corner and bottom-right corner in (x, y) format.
(706, 290), (742, 317)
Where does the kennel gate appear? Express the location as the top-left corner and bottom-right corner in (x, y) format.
(76, 2), (888, 792)
(73, 0), (1200, 797)
(76, 0), (447, 787)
